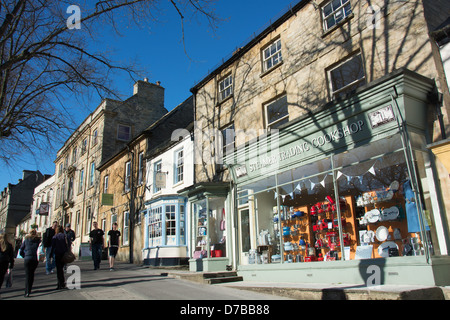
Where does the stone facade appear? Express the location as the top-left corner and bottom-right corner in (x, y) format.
(0, 170), (47, 240)
(97, 96), (194, 264)
(192, 0), (450, 183)
(52, 80), (167, 257)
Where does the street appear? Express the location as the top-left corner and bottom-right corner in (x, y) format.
(0, 258), (290, 301)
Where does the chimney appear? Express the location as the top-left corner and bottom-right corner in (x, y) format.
(132, 79), (165, 108)
(22, 170), (35, 180)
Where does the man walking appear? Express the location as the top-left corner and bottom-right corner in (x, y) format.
(107, 223), (121, 271)
(89, 221), (104, 270)
(43, 221), (57, 275)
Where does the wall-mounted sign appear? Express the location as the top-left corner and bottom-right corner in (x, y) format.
(38, 202), (49, 215)
(369, 105), (396, 129)
(102, 193), (114, 206)
(155, 172), (167, 189)
(235, 165), (248, 178)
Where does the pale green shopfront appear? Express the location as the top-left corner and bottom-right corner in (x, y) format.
(224, 69), (450, 286)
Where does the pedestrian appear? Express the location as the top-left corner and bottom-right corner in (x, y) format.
(19, 229), (41, 297)
(107, 223), (121, 271)
(0, 232), (15, 295)
(43, 221), (58, 275)
(51, 226), (68, 290)
(64, 223), (75, 271)
(89, 221), (104, 270)
(64, 223), (75, 248)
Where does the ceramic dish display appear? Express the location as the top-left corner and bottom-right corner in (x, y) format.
(375, 225), (389, 241)
(377, 241), (398, 258)
(365, 209), (380, 223)
(359, 230), (375, 243)
(380, 206), (399, 221)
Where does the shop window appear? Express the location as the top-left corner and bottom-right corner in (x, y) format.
(236, 134), (435, 265)
(193, 197), (227, 259)
(148, 207), (162, 247)
(165, 205), (176, 245)
(322, 0), (352, 31)
(180, 205), (186, 245)
(328, 53), (366, 99)
(264, 95), (289, 130)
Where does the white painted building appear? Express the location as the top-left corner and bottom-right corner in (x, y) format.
(142, 104), (194, 266)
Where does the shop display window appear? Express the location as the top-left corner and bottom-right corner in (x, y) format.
(237, 134), (436, 264)
(193, 197), (227, 259)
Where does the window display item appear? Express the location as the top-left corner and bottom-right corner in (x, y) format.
(380, 206), (399, 221)
(375, 226), (389, 242)
(365, 209), (380, 223)
(377, 241), (398, 258)
(403, 179), (429, 233)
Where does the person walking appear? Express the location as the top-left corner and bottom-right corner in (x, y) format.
(0, 232), (15, 295)
(63, 223), (75, 271)
(89, 221), (105, 270)
(51, 226), (68, 290)
(43, 221), (58, 275)
(107, 223), (121, 271)
(64, 223), (75, 248)
(19, 229), (41, 297)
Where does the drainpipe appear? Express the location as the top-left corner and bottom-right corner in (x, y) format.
(127, 144), (135, 264)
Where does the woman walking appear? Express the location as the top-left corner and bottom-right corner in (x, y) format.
(51, 226), (68, 289)
(19, 229), (41, 297)
(0, 233), (15, 295)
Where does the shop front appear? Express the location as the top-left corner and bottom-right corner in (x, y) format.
(142, 196), (188, 266)
(226, 69), (450, 286)
(180, 183), (231, 272)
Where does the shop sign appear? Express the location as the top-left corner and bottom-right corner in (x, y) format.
(368, 105), (395, 129)
(101, 193), (114, 206)
(248, 120), (366, 174)
(155, 172), (167, 188)
(38, 202), (49, 215)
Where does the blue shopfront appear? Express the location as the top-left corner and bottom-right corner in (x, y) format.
(143, 196), (189, 266)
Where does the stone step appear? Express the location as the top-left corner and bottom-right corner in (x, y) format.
(206, 276), (244, 285)
(202, 271), (238, 279)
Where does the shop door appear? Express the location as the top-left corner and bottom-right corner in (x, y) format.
(239, 208), (251, 264)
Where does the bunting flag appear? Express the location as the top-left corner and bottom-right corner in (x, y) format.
(275, 161), (377, 200)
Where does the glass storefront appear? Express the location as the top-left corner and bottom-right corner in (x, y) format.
(192, 197), (227, 259)
(236, 134), (438, 265)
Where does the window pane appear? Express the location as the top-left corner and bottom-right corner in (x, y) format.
(330, 54), (365, 96)
(266, 95), (288, 126)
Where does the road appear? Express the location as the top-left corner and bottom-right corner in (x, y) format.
(0, 258), (290, 302)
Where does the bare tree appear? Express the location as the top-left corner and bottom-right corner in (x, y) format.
(0, 0), (220, 165)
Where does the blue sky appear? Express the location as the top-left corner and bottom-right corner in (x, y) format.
(0, 0), (299, 189)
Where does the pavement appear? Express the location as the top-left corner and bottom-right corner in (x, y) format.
(1, 258), (449, 301)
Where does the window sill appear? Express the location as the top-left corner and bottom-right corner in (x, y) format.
(260, 60), (284, 79)
(217, 94), (234, 106)
(321, 13), (354, 38)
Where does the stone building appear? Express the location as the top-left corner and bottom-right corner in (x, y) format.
(52, 80), (167, 258)
(188, 0), (450, 285)
(0, 170), (47, 240)
(97, 96), (193, 265)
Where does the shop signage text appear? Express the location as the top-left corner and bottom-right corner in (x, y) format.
(249, 120), (365, 173)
